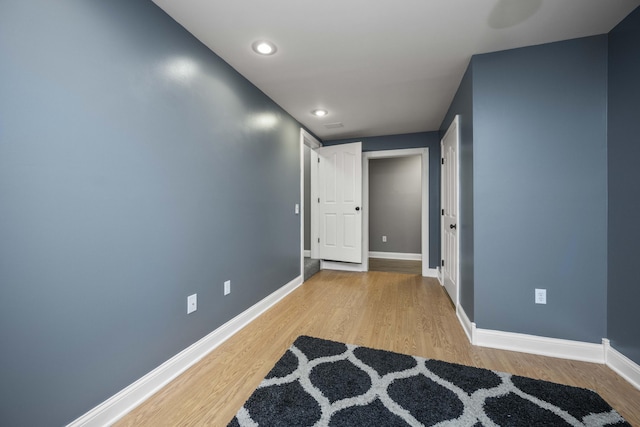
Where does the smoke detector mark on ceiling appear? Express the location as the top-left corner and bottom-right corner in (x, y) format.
(324, 122), (344, 129)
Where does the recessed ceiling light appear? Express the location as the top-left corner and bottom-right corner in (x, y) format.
(252, 40), (277, 55)
(312, 109), (328, 117)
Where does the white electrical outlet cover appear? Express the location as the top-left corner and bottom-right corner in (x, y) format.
(224, 280), (231, 296)
(535, 288), (546, 304)
(187, 294), (197, 314)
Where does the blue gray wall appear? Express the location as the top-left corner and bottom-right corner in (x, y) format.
(325, 132), (441, 268)
(0, 1), (301, 426)
(608, 7), (640, 364)
(440, 63), (474, 320)
(472, 36), (608, 343)
(442, 37), (610, 342)
(369, 156), (422, 254)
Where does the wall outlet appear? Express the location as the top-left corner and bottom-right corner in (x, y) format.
(224, 280), (231, 296)
(294, 204), (300, 214)
(382, 235), (387, 242)
(187, 293), (197, 314)
(535, 288), (546, 304)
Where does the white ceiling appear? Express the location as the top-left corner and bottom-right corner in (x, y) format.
(152, 0), (639, 140)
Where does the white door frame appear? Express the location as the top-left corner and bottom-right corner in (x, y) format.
(363, 148), (434, 277)
(300, 128), (321, 278)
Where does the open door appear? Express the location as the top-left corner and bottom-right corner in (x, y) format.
(441, 116), (459, 306)
(317, 142), (362, 263)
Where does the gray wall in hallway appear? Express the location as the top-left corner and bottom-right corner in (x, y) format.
(0, 1), (301, 425)
(440, 63), (474, 321)
(472, 36), (608, 343)
(608, 6), (640, 365)
(369, 156), (422, 254)
(325, 132), (441, 268)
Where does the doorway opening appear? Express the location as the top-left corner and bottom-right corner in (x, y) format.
(300, 129), (321, 281)
(367, 155), (422, 275)
(363, 148), (431, 276)
(307, 143), (436, 278)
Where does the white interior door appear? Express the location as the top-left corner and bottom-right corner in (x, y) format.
(441, 117), (459, 305)
(317, 142), (362, 263)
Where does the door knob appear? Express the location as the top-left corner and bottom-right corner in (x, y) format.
(355, 206), (360, 211)
(450, 224), (457, 229)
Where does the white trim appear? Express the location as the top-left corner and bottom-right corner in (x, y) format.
(68, 275), (304, 427)
(300, 129), (322, 279)
(309, 149), (320, 260)
(604, 339), (640, 391)
(456, 305), (475, 344)
(299, 129), (305, 280)
(423, 268), (439, 278)
(474, 328), (605, 364)
(302, 130), (321, 150)
(363, 148), (429, 276)
(368, 251), (421, 261)
(321, 260), (366, 272)
(456, 318), (640, 391)
(303, 250), (311, 258)
(420, 150), (429, 277)
(362, 150), (371, 273)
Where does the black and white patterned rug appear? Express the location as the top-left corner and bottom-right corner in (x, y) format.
(228, 336), (629, 426)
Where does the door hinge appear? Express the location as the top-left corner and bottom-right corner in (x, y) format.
(318, 238), (320, 243)
(441, 158), (445, 165)
(318, 197), (320, 203)
(441, 259), (445, 267)
(441, 209), (445, 216)
(318, 157), (320, 163)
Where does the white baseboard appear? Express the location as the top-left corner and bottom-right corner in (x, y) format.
(604, 339), (640, 391)
(455, 319), (640, 391)
(321, 260), (366, 272)
(456, 305), (475, 344)
(369, 251), (421, 261)
(422, 268), (439, 278)
(474, 328), (605, 364)
(303, 250), (311, 257)
(68, 275), (304, 427)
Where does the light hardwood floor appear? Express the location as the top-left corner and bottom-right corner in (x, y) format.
(368, 257), (422, 275)
(116, 270), (640, 426)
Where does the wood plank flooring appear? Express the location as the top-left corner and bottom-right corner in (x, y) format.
(115, 270), (640, 426)
(368, 257), (422, 275)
